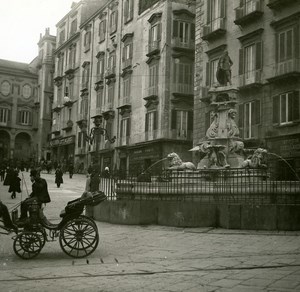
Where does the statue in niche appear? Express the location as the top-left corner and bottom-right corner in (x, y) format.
(216, 51), (233, 86)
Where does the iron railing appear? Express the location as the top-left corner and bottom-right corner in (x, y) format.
(101, 168), (300, 204)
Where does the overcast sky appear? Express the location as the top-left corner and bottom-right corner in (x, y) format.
(0, 0), (75, 63)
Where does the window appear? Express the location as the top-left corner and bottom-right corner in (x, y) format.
(206, 0), (226, 32)
(22, 84), (32, 99)
(80, 97), (88, 118)
(84, 30), (91, 52)
(148, 63), (159, 95)
(82, 62), (90, 89)
(122, 43), (133, 68)
(278, 29), (293, 62)
(239, 41), (262, 84)
(121, 118), (130, 138)
(173, 60), (193, 94)
(0, 107), (10, 124)
(145, 111), (157, 133)
(124, 0), (134, 23)
(1, 81), (11, 96)
(59, 29), (65, 45)
(77, 132), (87, 148)
(96, 54), (105, 79)
(245, 0), (257, 14)
(68, 45), (76, 69)
(123, 77), (131, 100)
(206, 58), (219, 87)
(99, 19), (106, 42)
(57, 53), (64, 76)
(173, 20), (195, 45)
(70, 18), (77, 35)
(171, 110), (193, 138)
(110, 10), (118, 33)
(273, 92), (300, 125)
(149, 23), (161, 52)
(18, 109), (32, 125)
(239, 100), (260, 139)
(96, 89), (104, 108)
(107, 52), (116, 75)
(107, 85), (114, 108)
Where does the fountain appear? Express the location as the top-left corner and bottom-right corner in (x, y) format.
(108, 52), (300, 230)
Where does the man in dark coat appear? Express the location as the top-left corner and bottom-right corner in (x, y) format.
(18, 169), (51, 221)
(9, 170), (21, 199)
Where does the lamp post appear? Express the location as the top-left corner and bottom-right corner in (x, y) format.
(86, 115), (116, 168)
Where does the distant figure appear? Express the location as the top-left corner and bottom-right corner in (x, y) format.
(68, 163), (74, 179)
(55, 165), (64, 188)
(8, 170), (21, 199)
(217, 51), (233, 86)
(3, 167), (13, 186)
(102, 167), (110, 178)
(0, 166), (5, 181)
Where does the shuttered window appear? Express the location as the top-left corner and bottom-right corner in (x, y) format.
(0, 107), (10, 123)
(18, 109), (32, 125)
(99, 20), (106, 42)
(239, 41), (262, 76)
(123, 77), (131, 99)
(121, 118), (130, 137)
(145, 111), (157, 132)
(173, 20), (195, 44)
(96, 89), (103, 108)
(124, 0), (134, 23)
(110, 10), (118, 33)
(273, 92), (300, 125)
(171, 110), (193, 137)
(239, 100), (260, 139)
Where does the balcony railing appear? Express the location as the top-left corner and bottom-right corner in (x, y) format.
(146, 86), (158, 97)
(172, 38), (195, 50)
(172, 83), (194, 95)
(234, 0), (263, 25)
(202, 18), (226, 41)
(105, 67), (116, 79)
(122, 58), (132, 69)
(119, 96), (131, 107)
(239, 70), (262, 88)
(170, 129), (192, 140)
(275, 58), (300, 76)
(267, 0), (297, 9)
(145, 130), (158, 141)
(148, 41), (160, 54)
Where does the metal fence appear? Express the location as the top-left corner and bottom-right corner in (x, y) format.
(102, 168), (300, 205)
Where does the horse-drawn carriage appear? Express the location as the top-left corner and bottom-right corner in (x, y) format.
(0, 191), (106, 259)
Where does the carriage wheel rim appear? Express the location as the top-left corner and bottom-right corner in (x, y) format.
(59, 218), (99, 258)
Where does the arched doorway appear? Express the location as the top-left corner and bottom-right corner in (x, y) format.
(14, 132), (31, 161)
(0, 130), (10, 162)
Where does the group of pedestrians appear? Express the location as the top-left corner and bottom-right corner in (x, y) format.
(2, 167), (22, 199)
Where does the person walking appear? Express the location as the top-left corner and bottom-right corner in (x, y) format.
(0, 165), (5, 182)
(3, 166), (13, 186)
(8, 169), (21, 199)
(68, 163), (74, 179)
(55, 165), (64, 188)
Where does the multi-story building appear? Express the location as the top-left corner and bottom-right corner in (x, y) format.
(194, 0), (300, 179)
(34, 28), (56, 161)
(0, 28), (55, 165)
(74, 0), (196, 173)
(0, 60), (39, 163)
(51, 0), (104, 166)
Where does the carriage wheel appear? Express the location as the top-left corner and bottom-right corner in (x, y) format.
(59, 217), (99, 258)
(13, 231), (43, 259)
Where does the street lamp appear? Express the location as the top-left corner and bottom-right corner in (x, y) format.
(85, 116), (116, 164)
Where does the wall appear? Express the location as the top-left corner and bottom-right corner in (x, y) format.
(88, 200), (300, 231)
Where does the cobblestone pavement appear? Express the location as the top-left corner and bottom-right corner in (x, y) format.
(1, 172), (300, 292)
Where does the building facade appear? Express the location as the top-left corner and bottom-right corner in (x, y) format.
(64, 0), (196, 173)
(194, 0), (300, 179)
(51, 0), (104, 167)
(0, 59), (39, 164)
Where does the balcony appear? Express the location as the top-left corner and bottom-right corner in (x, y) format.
(170, 129), (192, 140)
(267, 0), (298, 9)
(267, 58), (300, 83)
(122, 58), (132, 69)
(172, 83), (194, 95)
(76, 113), (88, 130)
(234, 0), (263, 26)
(147, 41), (160, 56)
(172, 38), (195, 51)
(53, 74), (63, 86)
(51, 125), (60, 135)
(146, 86), (158, 97)
(52, 103), (62, 113)
(120, 136), (130, 146)
(105, 67), (116, 79)
(62, 120), (73, 132)
(119, 96), (131, 107)
(202, 18), (226, 41)
(239, 70), (262, 89)
(145, 130), (158, 141)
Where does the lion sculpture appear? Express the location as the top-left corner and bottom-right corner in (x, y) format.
(241, 148), (268, 169)
(167, 152), (196, 171)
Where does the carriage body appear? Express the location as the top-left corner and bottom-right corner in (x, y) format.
(1, 191), (106, 259)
